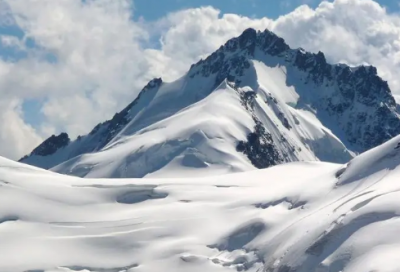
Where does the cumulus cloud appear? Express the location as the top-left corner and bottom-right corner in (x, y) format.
(272, 0), (400, 94)
(0, 99), (41, 158)
(1, 0), (400, 159)
(154, 7), (272, 69)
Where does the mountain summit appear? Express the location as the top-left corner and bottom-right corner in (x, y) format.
(19, 28), (400, 178)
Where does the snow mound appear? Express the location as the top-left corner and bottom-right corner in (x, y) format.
(4, 135), (400, 271)
(337, 134), (400, 185)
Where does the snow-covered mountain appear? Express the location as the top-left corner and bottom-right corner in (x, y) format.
(4, 134), (400, 271)
(19, 28), (400, 178)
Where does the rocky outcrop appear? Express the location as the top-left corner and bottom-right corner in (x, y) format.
(20, 133), (70, 161)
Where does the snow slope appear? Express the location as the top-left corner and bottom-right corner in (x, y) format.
(48, 77), (351, 178)
(53, 80), (258, 178)
(20, 28), (399, 178)
(4, 135), (400, 271)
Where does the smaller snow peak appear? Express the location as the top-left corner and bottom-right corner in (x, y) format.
(337, 135), (400, 185)
(145, 77), (163, 89)
(26, 132), (70, 158)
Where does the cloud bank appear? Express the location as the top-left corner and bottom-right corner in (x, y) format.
(0, 0), (399, 159)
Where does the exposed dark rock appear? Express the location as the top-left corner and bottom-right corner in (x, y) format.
(23, 133), (70, 158)
(279, 114), (291, 130)
(236, 87), (283, 168)
(239, 89), (257, 111)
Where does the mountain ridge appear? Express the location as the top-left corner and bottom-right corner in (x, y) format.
(189, 28), (398, 151)
(19, 28), (400, 178)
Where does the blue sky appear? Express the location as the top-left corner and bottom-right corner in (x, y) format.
(132, 0), (400, 21)
(132, 0), (318, 20)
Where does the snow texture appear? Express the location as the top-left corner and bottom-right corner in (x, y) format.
(4, 134), (400, 271)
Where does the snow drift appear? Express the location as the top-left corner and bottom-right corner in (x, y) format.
(4, 134), (400, 271)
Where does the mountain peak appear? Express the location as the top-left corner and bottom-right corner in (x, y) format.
(19, 28), (400, 178)
(188, 28), (398, 153)
(189, 28), (289, 77)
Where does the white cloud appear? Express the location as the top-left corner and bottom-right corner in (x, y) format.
(0, 99), (41, 159)
(272, 0), (400, 92)
(0, 0), (154, 159)
(145, 7), (273, 80)
(1, 0), (400, 159)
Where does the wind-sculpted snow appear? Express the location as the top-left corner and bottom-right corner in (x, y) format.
(4, 135), (400, 271)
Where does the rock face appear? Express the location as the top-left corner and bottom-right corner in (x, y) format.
(20, 133), (70, 161)
(18, 28), (400, 177)
(235, 85), (283, 169)
(236, 120), (283, 169)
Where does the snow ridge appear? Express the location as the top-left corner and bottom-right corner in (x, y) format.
(19, 28), (400, 178)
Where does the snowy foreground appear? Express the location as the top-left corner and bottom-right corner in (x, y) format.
(4, 135), (400, 272)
